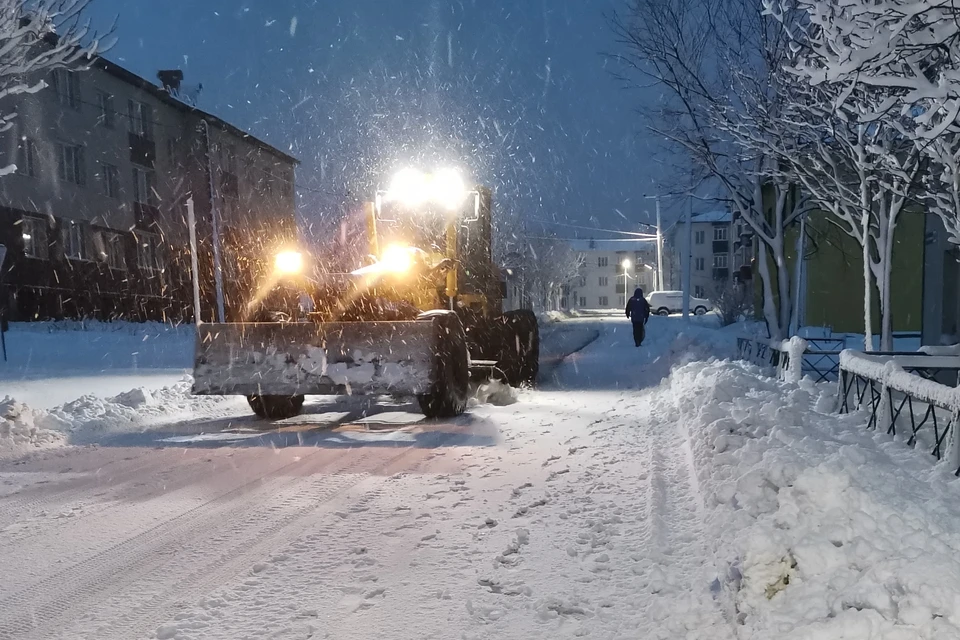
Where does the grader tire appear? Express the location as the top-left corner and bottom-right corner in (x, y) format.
(499, 310), (540, 387)
(417, 311), (470, 419)
(247, 394), (305, 420)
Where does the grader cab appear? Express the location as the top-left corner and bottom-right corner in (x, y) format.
(192, 168), (539, 420)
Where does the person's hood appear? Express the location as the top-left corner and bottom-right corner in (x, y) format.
(634, 287), (644, 298)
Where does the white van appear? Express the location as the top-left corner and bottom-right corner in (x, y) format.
(647, 291), (712, 316)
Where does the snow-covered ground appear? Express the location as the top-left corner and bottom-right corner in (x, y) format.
(2, 315), (960, 639)
(0, 321), (192, 409)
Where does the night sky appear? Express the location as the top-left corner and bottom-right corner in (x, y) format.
(85, 0), (676, 239)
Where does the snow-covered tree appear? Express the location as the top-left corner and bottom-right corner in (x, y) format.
(509, 236), (584, 312)
(759, 0), (932, 351)
(766, 0), (960, 248)
(0, 0), (107, 175)
(612, 0), (813, 340)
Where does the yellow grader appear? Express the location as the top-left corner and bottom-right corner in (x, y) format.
(192, 168), (539, 420)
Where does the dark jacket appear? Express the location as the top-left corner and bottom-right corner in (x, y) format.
(625, 288), (650, 325)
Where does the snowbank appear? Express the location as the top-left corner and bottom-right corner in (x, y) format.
(0, 397), (67, 459)
(652, 357), (960, 638)
(1, 320), (193, 378)
(0, 379), (238, 456)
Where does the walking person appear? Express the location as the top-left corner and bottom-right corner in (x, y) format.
(625, 287), (651, 347)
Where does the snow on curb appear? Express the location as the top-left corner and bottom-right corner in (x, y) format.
(0, 379), (235, 457)
(652, 357), (960, 637)
(0, 397), (67, 459)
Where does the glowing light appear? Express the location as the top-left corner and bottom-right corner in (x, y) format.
(430, 168), (466, 210)
(379, 244), (414, 273)
(386, 168), (429, 207)
(384, 167), (468, 211)
(22, 233), (31, 240)
(274, 250), (304, 275)
(621, 259), (632, 271)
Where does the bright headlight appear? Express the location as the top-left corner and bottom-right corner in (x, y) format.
(384, 167), (468, 211)
(274, 250), (304, 275)
(429, 168), (466, 210)
(387, 168), (429, 207)
(379, 244), (414, 273)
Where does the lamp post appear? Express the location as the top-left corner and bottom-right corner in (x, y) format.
(643, 195), (664, 291)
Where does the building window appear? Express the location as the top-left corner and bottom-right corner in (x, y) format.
(695, 285), (706, 298)
(52, 69), (81, 110)
(61, 222), (87, 261)
(57, 143), (86, 186)
(98, 231), (126, 270)
(714, 226), (728, 241)
(128, 100), (153, 140)
(132, 166), (156, 205)
(695, 257), (705, 271)
(618, 295), (626, 307)
(579, 296), (586, 307)
(695, 230), (705, 245)
(97, 91), (115, 128)
(100, 162), (120, 198)
(579, 276), (586, 287)
(714, 254), (729, 268)
(21, 216), (48, 259)
(137, 232), (161, 270)
(166, 137), (177, 164)
(16, 137), (36, 177)
(599, 296), (609, 307)
(598, 256), (608, 267)
(598, 276), (608, 287)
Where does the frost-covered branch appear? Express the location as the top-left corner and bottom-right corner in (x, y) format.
(612, 0), (812, 339)
(0, 0), (111, 173)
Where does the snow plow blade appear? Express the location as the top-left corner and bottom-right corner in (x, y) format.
(193, 321), (438, 397)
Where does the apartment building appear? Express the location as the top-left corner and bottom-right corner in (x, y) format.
(0, 57), (298, 322)
(667, 211), (752, 298)
(567, 239), (658, 310)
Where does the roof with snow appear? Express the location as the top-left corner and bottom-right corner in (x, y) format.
(691, 210), (732, 223)
(566, 238), (658, 252)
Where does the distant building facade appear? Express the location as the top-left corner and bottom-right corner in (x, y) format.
(0, 57), (298, 322)
(567, 239), (658, 310)
(667, 210), (753, 298)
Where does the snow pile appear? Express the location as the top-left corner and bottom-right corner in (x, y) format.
(471, 379), (518, 406)
(0, 378), (236, 455)
(0, 397), (67, 458)
(653, 358), (960, 638)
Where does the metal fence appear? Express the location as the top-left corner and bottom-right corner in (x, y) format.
(839, 351), (960, 475)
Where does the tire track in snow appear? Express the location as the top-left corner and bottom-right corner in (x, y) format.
(0, 448), (200, 532)
(95, 445), (437, 640)
(0, 444), (375, 640)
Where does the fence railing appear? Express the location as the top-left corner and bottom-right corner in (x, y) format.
(839, 350), (960, 475)
(737, 336), (808, 383)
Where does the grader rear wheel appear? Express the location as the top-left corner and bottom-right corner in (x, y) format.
(417, 311), (470, 419)
(498, 310), (540, 387)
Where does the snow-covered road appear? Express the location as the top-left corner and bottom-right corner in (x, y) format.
(0, 316), (737, 640)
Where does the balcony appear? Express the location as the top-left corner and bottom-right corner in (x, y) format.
(713, 267), (730, 281)
(128, 133), (156, 168)
(712, 240), (730, 254)
(134, 201), (160, 228)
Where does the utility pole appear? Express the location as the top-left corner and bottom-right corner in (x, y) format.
(186, 197), (203, 325)
(202, 119), (226, 323)
(682, 180), (693, 319)
(655, 196), (664, 291)
(643, 194), (665, 292)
